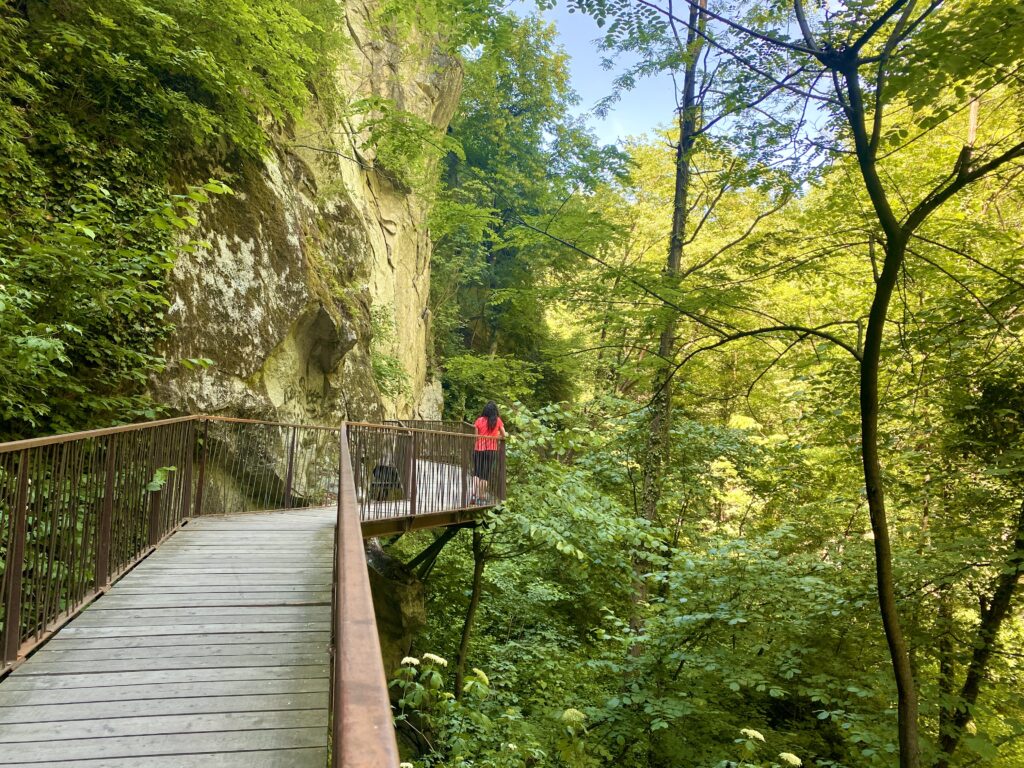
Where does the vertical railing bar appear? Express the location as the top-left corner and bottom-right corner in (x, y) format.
(76, 439), (98, 607)
(226, 422), (241, 513)
(2, 451), (30, 664)
(42, 443), (68, 641)
(121, 430), (144, 572)
(462, 433), (471, 508)
(283, 426), (296, 510)
(409, 431), (418, 519)
(247, 423), (262, 514)
(249, 424), (262, 512)
(62, 441), (84, 612)
(194, 418), (208, 517)
(235, 423), (249, 513)
(180, 421), (194, 528)
(24, 445), (39, 643)
(148, 425), (163, 551)
(95, 435), (116, 590)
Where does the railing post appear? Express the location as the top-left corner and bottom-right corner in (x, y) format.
(498, 439), (507, 501)
(283, 426), (297, 509)
(2, 452), (30, 665)
(462, 434), (471, 508)
(180, 420), (194, 527)
(96, 435), (116, 590)
(408, 430), (418, 517)
(148, 489), (162, 548)
(193, 418), (208, 517)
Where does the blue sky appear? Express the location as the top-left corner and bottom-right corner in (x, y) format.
(522, 2), (678, 145)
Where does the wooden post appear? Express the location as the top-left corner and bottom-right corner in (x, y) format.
(95, 436), (116, 590)
(1, 452), (30, 665)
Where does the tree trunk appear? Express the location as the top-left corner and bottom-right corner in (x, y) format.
(639, 0), (704, 524)
(936, 497), (1024, 767)
(860, 234), (921, 768)
(454, 527), (486, 698)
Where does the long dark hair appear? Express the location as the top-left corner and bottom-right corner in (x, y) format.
(482, 401), (498, 431)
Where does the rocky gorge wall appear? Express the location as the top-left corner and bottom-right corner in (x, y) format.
(153, 0), (456, 425)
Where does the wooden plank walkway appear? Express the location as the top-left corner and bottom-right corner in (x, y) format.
(0, 509), (335, 767)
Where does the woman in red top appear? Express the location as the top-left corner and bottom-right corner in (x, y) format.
(472, 402), (505, 503)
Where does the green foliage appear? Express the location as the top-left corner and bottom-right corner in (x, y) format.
(371, 306), (412, 401)
(351, 96), (463, 191)
(429, 12), (627, 409)
(441, 355), (540, 421)
(0, 0), (339, 437)
(0, 180), (229, 437)
(392, 654), (551, 767)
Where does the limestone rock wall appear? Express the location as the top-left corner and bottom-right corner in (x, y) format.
(154, 0), (459, 425)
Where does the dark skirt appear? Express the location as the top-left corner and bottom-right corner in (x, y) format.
(472, 449), (496, 479)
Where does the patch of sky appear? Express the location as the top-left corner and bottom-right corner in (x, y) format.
(511, 1), (677, 146)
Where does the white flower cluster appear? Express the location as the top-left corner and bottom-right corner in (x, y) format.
(740, 728), (765, 743)
(400, 656), (420, 666)
(422, 652), (448, 667)
(778, 753), (802, 766)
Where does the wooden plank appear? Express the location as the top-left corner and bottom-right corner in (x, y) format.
(114, 575), (330, 585)
(0, 678), (328, 707)
(130, 561), (325, 569)
(2, 665), (328, 691)
(154, 543), (330, 548)
(13, 747), (327, 768)
(67, 617), (329, 631)
(88, 597), (332, 610)
(26, 642), (327, 663)
(161, 535), (328, 540)
(0, 692), (328, 724)
(1, 709), (326, 742)
(39, 631), (330, 651)
(105, 589), (329, 602)
(56, 622), (330, 637)
(88, 598), (329, 610)
(74, 606), (327, 622)
(15, 653), (328, 675)
(125, 566), (330, 572)
(0, 727), (326, 762)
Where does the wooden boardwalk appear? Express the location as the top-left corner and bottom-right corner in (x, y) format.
(0, 509), (335, 767)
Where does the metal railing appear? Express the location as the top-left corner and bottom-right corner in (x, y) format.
(0, 413), (506, 766)
(383, 419), (474, 434)
(350, 422), (506, 533)
(331, 425), (399, 767)
(0, 417), (199, 667)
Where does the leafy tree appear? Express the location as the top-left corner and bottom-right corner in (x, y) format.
(429, 13), (626, 412)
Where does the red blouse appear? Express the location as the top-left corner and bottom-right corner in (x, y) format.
(474, 416), (504, 451)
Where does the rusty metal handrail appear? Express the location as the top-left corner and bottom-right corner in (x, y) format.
(331, 426), (400, 767)
(382, 419), (474, 435)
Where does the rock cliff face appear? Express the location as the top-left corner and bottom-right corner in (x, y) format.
(154, 0), (458, 424)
